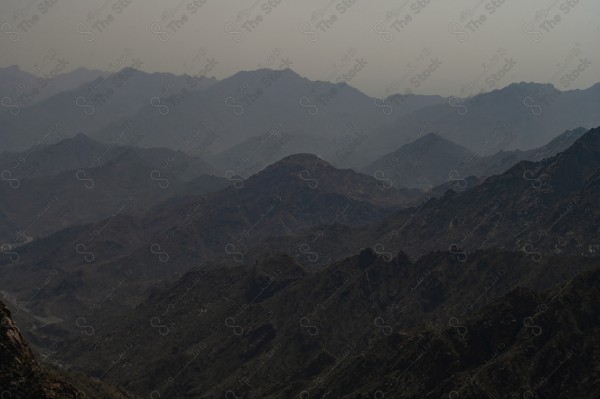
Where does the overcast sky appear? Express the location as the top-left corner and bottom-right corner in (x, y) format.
(1, 0), (599, 96)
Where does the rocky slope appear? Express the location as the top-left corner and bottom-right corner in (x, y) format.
(1, 299), (80, 398)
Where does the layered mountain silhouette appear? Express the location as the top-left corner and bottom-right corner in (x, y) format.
(0, 132), (216, 180)
(311, 126), (595, 260)
(364, 82), (600, 162)
(208, 130), (335, 177)
(91, 68), (395, 155)
(3, 127), (598, 323)
(362, 132), (475, 189)
(0, 153), (423, 363)
(88, 72), (600, 172)
(0, 68), (217, 152)
(0, 65), (105, 105)
(464, 126), (588, 178)
(363, 127), (588, 189)
(0, 134), (224, 244)
(4, 67), (597, 172)
(0, 126), (597, 398)
(1, 62), (599, 398)
(0, 152), (421, 275)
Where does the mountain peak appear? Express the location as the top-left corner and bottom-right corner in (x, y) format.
(504, 81), (558, 92)
(474, 82), (560, 101)
(227, 67), (301, 81)
(55, 132), (101, 148)
(416, 131), (442, 143)
(1, 64), (23, 73)
(362, 133), (475, 189)
(70, 132), (96, 142)
(407, 132), (473, 154)
(262, 153), (333, 172)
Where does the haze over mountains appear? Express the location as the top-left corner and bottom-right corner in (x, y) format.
(0, 65), (105, 105)
(1, 66), (217, 152)
(1, 114), (599, 396)
(363, 127), (588, 189)
(3, 66), (600, 171)
(2, 52), (600, 399)
(0, 133), (226, 245)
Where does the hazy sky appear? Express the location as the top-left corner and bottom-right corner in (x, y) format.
(1, 0), (599, 96)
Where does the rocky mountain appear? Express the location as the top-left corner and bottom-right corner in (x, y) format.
(1, 120), (598, 397)
(0, 65), (105, 106)
(513, 126), (588, 161)
(91, 68), (386, 155)
(1, 299), (139, 398)
(384, 92), (447, 116)
(96, 152), (421, 267)
(465, 126), (589, 178)
(0, 68), (217, 152)
(307, 265), (600, 398)
(0, 154), (422, 369)
(27, 248), (598, 398)
(362, 132), (476, 189)
(362, 82), (600, 163)
(237, 126), (600, 265)
(5, 124), (597, 291)
(0, 132), (109, 179)
(3, 123), (598, 344)
(0, 152), (421, 274)
(209, 131), (335, 177)
(1, 299), (81, 398)
(363, 126), (600, 259)
(362, 127), (588, 190)
(0, 135), (225, 244)
(90, 68), (448, 167)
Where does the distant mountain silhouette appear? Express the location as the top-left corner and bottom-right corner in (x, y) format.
(363, 127), (589, 190)
(0, 132), (217, 179)
(0, 65), (105, 105)
(385, 92), (446, 115)
(0, 134), (224, 243)
(362, 132), (475, 189)
(0, 68), (217, 152)
(0, 133), (107, 178)
(209, 131), (334, 177)
(0, 126), (599, 398)
(0, 154), (422, 349)
(465, 126), (588, 177)
(91, 68), (447, 165)
(364, 126), (600, 258)
(233, 126), (600, 264)
(364, 82), (600, 162)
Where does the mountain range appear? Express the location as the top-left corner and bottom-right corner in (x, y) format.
(5, 66), (597, 173)
(0, 124), (598, 397)
(91, 71), (600, 171)
(0, 134), (224, 244)
(364, 82), (600, 163)
(0, 67), (217, 152)
(0, 65), (105, 106)
(1, 62), (599, 398)
(362, 127), (588, 189)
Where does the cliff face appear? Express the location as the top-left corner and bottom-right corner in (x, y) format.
(0, 300), (79, 398)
